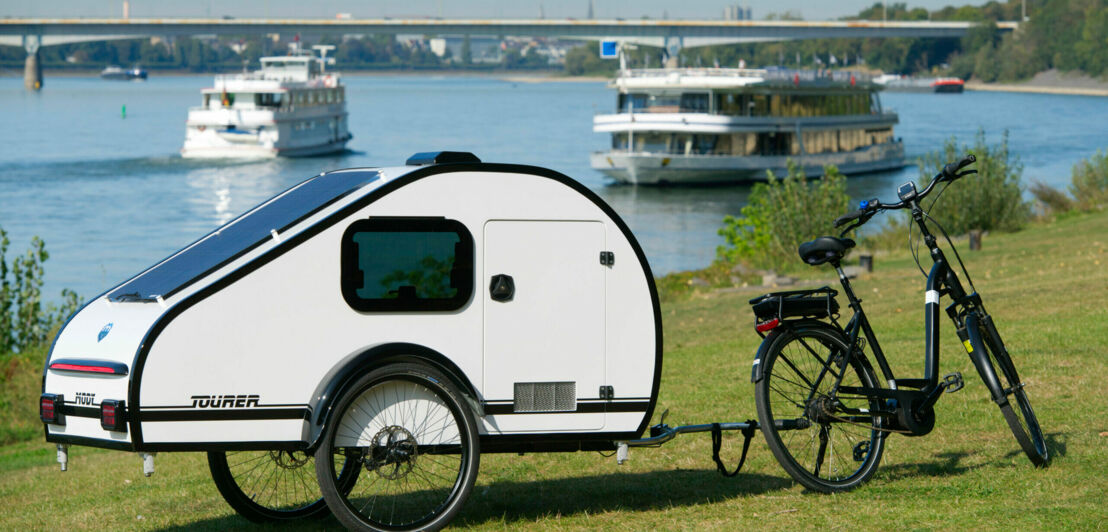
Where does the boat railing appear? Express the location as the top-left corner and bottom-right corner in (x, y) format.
(617, 67), (875, 85)
(212, 72), (342, 86)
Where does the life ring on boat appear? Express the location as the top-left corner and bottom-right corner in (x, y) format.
(198, 125), (206, 132)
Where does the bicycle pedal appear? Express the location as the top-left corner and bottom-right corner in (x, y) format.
(942, 372), (964, 393)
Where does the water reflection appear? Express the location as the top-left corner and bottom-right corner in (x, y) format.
(184, 159), (290, 228)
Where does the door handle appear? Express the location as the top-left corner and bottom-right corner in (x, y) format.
(489, 274), (515, 302)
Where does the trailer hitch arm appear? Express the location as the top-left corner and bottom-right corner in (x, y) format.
(615, 417), (808, 475)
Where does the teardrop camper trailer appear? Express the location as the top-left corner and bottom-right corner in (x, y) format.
(41, 152), (663, 529)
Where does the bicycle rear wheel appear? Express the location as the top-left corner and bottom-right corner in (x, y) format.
(755, 325), (886, 492)
(208, 449), (356, 522)
(965, 315), (1049, 467)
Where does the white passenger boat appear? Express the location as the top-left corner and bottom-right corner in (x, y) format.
(591, 68), (906, 185)
(181, 45), (352, 159)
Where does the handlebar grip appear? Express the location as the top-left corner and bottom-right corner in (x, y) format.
(834, 209), (865, 228)
(942, 154), (977, 179)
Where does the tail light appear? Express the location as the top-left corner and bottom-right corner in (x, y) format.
(100, 399), (127, 432)
(40, 393), (65, 425)
(755, 318), (780, 332)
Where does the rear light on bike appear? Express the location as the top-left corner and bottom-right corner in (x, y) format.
(40, 393), (65, 425)
(100, 399), (126, 432)
(756, 318), (780, 332)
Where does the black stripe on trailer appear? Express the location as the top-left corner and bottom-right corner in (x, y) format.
(137, 407), (310, 422)
(482, 400), (652, 415)
(127, 163), (664, 451)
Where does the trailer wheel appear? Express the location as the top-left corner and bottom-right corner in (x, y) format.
(315, 362), (480, 532)
(208, 448), (358, 522)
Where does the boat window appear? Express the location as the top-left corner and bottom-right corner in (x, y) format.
(680, 93), (709, 113)
(750, 94), (769, 116)
(718, 93), (752, 116)
(619, 93), (648, 112)
(755, 132), (793, 156)
(340, 218), (474, 312)
(255, 93), (282, 107)
(107, 170), (380, 302)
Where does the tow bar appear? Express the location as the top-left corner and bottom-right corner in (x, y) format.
(614, 411), (810, 476)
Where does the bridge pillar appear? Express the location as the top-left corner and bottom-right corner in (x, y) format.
(663, 35), (683, 68)
(23, 34), (43, 91)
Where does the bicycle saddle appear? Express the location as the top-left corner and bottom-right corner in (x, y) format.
(798, 236), (855, 266)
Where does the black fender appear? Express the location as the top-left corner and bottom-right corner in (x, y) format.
(963, 313), (1009, 406)
(301, 343), (481, 451)
(750, 319), (845, 383)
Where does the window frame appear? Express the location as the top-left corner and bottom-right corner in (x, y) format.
(340, 217), (475, 312)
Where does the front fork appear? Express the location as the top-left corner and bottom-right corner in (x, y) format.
(957, 310), (1014, 407)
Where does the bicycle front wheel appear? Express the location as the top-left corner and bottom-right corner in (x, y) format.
(755, 325), (886, 492)
(965, 314), (1049, 467)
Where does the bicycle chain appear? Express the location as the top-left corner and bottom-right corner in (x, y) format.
(824, 411), (912, 435)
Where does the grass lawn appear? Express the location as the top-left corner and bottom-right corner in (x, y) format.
(2, 209), (1106, 530)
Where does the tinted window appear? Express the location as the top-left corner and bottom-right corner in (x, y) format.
(109, 170), (379, 302)
(340, 218), (474, 312)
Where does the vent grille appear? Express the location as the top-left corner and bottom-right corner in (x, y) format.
(513, 382), (576, 412)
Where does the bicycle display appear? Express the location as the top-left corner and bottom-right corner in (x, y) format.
(748, 155), (1049, 492)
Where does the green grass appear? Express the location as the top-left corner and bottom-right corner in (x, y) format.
(3, 210), (1107, 530)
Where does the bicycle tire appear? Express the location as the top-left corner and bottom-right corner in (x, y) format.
(208, 448), (357, 522)
(315, 362), (480, 531)
(965, 316), (1049, 467)
(755, 325), (886, 492)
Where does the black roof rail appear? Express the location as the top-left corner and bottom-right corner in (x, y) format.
(405, 151), (481, 166)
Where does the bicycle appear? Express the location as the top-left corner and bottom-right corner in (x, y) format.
(748, 154), (1049, 493)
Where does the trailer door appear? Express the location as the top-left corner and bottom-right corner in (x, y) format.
(483, 220), (605, 431)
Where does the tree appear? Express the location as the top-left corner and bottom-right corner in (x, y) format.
(461, 35), (472, 65)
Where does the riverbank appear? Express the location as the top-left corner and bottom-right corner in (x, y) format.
(966, 68), (1108, 97)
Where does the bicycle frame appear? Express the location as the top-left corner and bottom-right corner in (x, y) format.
(820, 208), (991, 428)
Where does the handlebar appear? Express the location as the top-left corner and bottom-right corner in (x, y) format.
(942, 154), (976, 181)
(833, 154), (978, 231)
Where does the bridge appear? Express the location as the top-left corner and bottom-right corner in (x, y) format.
(1, 17), (1018, 90)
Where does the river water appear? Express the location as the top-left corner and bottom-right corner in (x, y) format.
(2, 73), (1107, 302)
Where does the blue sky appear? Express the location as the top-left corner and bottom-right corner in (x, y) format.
(3, 1), (992, 22)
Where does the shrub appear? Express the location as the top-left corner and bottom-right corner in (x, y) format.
(1029, 180), (1074, 216)
(1070, 149), (1108, 211)
(0, 226), (81, 354)
(717, 162), (850, 271)
(918, 130), (1030, 235)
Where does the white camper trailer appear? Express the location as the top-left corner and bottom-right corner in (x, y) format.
(40, 152), (665, 530)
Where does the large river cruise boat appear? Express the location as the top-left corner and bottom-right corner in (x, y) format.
(181, 45), (351, 159)
(591, 68), (905, 185)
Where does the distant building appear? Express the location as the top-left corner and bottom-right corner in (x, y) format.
(724, 5), (753, 20)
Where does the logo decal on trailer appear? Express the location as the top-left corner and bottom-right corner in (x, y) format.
(98, 323), (113, 342)
(190, 394), (261, 408)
